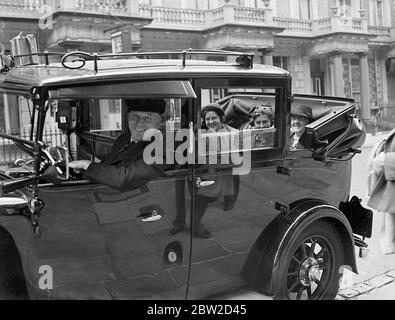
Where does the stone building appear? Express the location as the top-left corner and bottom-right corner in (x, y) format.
(0, 0), (394, 133)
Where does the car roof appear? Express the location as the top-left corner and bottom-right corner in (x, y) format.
(0, 58), (290, 93)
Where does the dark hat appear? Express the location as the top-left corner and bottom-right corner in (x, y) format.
(291, 105), (313, 119)
(201, 103), (225, 118)
(126, 99), (166, 114)
(249, 104), (273, 119)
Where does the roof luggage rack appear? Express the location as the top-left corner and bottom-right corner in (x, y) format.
(60, 48), (255, 72)
(1, 48), (255, 73)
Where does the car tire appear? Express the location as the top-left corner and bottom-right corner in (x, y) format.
(273, 220), (345, 300)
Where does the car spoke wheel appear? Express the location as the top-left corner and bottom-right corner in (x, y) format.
(273, 221), (345, 300)
(286, 236), (333, 300)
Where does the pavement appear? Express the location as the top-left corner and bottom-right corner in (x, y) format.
(336, 131), (395, 300)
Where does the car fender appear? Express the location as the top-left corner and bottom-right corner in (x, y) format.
(241, 198), (357, 296)
(0, 215), (40, 297)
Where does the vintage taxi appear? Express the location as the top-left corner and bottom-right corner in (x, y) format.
(0, 38), (372, 300)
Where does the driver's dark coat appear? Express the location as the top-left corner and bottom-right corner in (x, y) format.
(83, 132), (166, 192)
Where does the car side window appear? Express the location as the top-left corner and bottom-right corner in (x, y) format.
(89, 99), (123, 138)
(73, 97), (190, 172)
(198, 87), (280, 160)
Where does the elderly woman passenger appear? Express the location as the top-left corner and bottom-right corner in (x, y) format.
(290, 105), (313, 151)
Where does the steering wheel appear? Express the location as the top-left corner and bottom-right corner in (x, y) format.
(13, 141), (54, 175)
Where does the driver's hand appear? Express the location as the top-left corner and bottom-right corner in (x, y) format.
(69, 160), (92, 171)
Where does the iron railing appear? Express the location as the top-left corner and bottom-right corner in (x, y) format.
(0, 128), (64, 164)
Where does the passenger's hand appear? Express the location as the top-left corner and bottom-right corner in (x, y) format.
(69, 160), (92, 171)
(372, 152), (385, 175)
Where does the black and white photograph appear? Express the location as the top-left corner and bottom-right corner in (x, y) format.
(0, 0), (394, 305)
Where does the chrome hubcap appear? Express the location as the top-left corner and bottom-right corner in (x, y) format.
(299, 257), (321, 286)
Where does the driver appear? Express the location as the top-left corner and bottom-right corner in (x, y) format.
(69, 99), (168, 192)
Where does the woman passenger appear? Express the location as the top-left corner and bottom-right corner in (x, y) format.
(243, 104), (274, 148)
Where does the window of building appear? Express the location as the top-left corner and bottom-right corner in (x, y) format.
(239, 0), (257, 7)
(299, 0), (311, 19)
(376, 0), (384, 26)
(274, 0), (291, 17)
(162, 0), (181, 7)
(342, 58), (362, 109)
(273, 56), (289, 71)
(339, 0), (351, 17)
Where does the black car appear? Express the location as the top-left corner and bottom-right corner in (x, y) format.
(0, 47), (371, 300)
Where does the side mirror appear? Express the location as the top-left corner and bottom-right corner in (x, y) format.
(0, 197), (28, 209)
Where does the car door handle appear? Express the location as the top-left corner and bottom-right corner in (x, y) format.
(138, 209), (162, 222)
(196, 178), (215, 188)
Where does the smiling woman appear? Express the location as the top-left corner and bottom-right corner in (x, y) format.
(290, 105), (313, 151)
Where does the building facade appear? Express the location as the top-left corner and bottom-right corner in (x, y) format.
(0, 0), (394, 133)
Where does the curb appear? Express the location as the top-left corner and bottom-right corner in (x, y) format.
(336, 270), (395, 300)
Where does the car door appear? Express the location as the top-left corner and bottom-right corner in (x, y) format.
(35, 81), (196, 299)
(285, 96), (366, 208)
(186, 78), (289, 299)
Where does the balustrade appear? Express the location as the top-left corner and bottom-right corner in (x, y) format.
(0, 0), (46, 14)
(70, 0), (127, 13)
(368, 26), (391, 36)
(211, 8), (224, 24)
(234, 7), (265, 23)
(273, 17), (312, 32)
(139, 5), (206, 26)
(317, 18), (332, 32)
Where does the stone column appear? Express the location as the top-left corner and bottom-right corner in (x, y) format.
(380, 59), (389, 107)
(303, 56), (312, 94)
(3, 94), (10, 133)
(127, 0), (139, 15)
(259, 48), (273, 65)
(359, 53), (371, 120)
(58, 0), (74, 10)
(332, 54), (345, 97)
(263, 53), (273, 65)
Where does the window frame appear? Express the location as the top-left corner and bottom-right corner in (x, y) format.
(193, 77), (288, 168)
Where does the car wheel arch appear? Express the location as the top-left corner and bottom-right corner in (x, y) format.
(0, 225), (29, 299)
(241, 198), (357, 297)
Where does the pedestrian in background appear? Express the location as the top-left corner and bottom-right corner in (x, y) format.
(367, 129), (395, 255)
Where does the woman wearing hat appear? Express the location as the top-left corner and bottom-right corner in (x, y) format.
(244, 104), (274, 148)
(290, 105), (313, 151)
(201, 103), (236, 141)
(190, 103), (239, 238)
